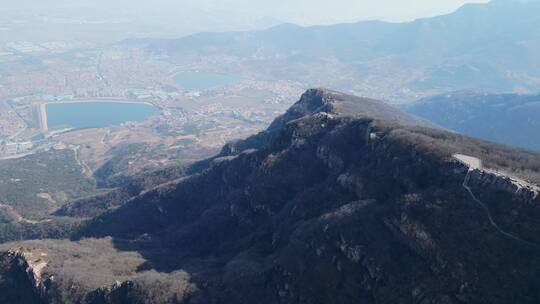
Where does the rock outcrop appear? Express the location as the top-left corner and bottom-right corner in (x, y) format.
(0, 238), (197, 304)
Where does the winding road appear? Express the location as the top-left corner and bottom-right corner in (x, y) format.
(455, 154), (540, 248)
(0, 203), (52, 225)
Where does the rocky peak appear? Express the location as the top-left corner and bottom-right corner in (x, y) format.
(269, 88), (430, 131)
(219, 88), (433, 158)
(266, 88), (337, 132)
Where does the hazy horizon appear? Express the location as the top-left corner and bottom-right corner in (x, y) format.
(1, 0), (491, 29)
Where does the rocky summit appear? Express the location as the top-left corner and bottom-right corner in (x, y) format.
(2, 89), (540, 303)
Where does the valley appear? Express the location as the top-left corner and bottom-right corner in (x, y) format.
(0, 46), (304, 187)
(406, 92), (540, 151)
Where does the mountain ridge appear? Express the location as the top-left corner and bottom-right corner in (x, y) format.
(122, 0), (540, 101)
(2, 88), (540, 303)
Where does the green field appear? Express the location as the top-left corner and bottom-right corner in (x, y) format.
(0, 149), (97, 219)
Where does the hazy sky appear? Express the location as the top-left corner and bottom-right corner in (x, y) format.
(198, 0), (492, 23)
(2, 0), (491, 24)
(0, 0), (492, 42)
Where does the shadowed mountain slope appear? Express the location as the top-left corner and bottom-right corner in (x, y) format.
(2, 89), (540, 303)
(405, 91), (540, 151)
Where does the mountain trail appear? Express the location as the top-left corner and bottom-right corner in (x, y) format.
(455, 154), (540, 249)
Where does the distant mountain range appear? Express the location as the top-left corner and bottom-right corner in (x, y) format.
(2, 89), (540, 303)
(405, 91), (540, 151)
(125, 0), (540, 101)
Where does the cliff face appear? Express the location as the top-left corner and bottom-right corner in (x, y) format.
(2, 89), (540, 303)
(0, 238), (197, 304)
(0, 250), (44, 304)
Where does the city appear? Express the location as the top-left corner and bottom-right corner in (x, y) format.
(0, 41), (305, 180)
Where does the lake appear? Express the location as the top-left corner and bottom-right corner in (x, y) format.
(46, 101), (159, 130)
(173, 72), (243, 90)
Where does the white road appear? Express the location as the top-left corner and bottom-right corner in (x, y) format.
(453, 153), (483, 170)
(454, 154), (540, 248)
